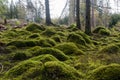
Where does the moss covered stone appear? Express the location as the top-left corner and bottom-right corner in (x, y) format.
(31, 48), (69, 61)
(31, 54), (58, 63)
(93, 27), (106, 33)
(51, 35), (62, 42)
(88, 64), (120, 80)
(41, 61), (84, 80)
(98, 44), (120, 54)
(41, 28), (56, 37)
(99, 29), (110, 36)
(26, 23), (45, 32)
(5, 60), (42, 79)
(67, 33), (86, 46)
(55, 43), (84, 55)
(29, 33), (40, 38)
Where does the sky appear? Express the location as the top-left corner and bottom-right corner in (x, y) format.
(10, 0), (120, 18)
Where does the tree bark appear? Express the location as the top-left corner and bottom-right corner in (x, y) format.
(45, 0), (52, 25)
(85, 0), (91, 34)
(76, 0), (81, 29)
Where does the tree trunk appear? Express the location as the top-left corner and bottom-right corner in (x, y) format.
(76, 0), (81, 29)
(45, 0), (52, 25)
(85, 0), (91, 34)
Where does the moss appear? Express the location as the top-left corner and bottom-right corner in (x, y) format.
(41, 61), (83, 80)
(38, 38), (56, 47)
(31, 48), (69, 61)
(41, 28), (56, 37)
(56, 32), (66, 36)
(5, 46), (17, 52)
(98, 44), (120, 54)
(88, 64), (120, 80)
(26, 23), (45, 32)
(7, 40), (37, 48)
(55, 43), (84, 55)
(7, 38), (56, 48)
(93, 27), (106, 33)
(31, 54), (58, 63)
(99, 29), (110, 36)
(12, 51), (31, 60)
(67, 33), (86, 46)
(5, 60), (42, 78)
(27, 46), (41, 54)
(75, 31), (92, 44)
(29, 33), (40, 38)
(51, 35), (62, 42)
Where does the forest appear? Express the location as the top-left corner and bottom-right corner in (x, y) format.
(0, 0), (120, 80)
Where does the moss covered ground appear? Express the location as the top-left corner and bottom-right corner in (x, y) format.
(0, 24), (120, 80)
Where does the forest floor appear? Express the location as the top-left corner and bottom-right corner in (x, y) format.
(0, 23), (120, 80)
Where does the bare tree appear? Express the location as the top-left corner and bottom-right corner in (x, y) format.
(76, 0), (81, 29)
(85, 0), (91, 34)
(45, 0), (52, 25)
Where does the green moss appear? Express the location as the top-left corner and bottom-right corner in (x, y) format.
(98, 44), (120, 54)
(31, 54), (58, 63)
(38, 38), (56, 47)
(26, 23), (45, 32)
(51, 35), (62, 42)
(55, 43), (84, 55)
(29, 33), (40, 38)
(27, 46), (41, 54)
(41, 28), (56, 37)
(41, 61), (83, 80)
(7, 38), (56, 48)
(99, 29), (110, 36)
(12, 51), (31, 60)
(88, 64), (120, 80)
(93, 27), (106, 33)
(67, 33), (86, 46)
(5, 60), (42, 78)
(75, 31), (92, 44)
(31, 48), (69, 61)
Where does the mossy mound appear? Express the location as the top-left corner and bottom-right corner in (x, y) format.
(26, 23), (45, 32)
(98, 44), (120, 54)
(41, 28), (56, 37)
(12, 51), (31, 60)
(75, 31), (92, 44)
(38, 38), (56, 47)
(7, 40), (37, 48)
(42, 61), (83, 80)
(99, 29), (110, 36)
(31, 54), (58, 63)
(51, 35), (62, 42)
(28, 33), (40, 38)
(7, 38), (56, 48)
(93, 27), (106, 33)
(88, 64), (120, 80)
(55, 43), (84, 55)
(31, 48), (69, 61)
(5, 60), (42, 79)
(67, 33), (86, 46)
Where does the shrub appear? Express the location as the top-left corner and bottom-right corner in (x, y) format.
(109, 14), (120, 27)
(31, 54), (58, 63)
(5, 60), (42, 78)
(93, 27), (106, 33)
(41, 61), (83, 80)
(55, 43), (84, 55)
(29, 33), (40, 38)
(26, 23), (45, 32)
(88, 64), (120, 80)
(98, 44), (120, 54)
(99, 29), (110, 36)
(31, 48), (69, 61)
(67, 33), (86, 46)
(41, 28), (56, 37)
